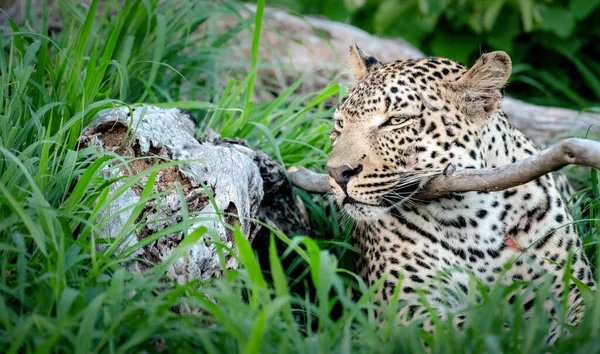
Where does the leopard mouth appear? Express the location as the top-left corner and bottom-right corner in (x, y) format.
(342, 198), (388, 221)
(340, 180), (422, 209)
(395, 180), (421, 195)
(380, 180), (421, 207)
(342, 196), (377, 206)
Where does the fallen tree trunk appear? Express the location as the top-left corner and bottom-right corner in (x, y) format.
(78, 106), (307, 283)
(288, 138), (600, 198)
(501, 97), (600, 148)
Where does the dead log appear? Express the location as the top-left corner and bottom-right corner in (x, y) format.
(78, 106), (307, 283)
(501, 97), (600, 147)
(288, 138), (600, 198)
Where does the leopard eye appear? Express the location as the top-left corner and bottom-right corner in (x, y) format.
(389, 116), (409, 125)
(334, 119), (344, 130)
(382, 115), (413, 128)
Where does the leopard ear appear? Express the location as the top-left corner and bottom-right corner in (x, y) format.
(347, 44), (381, 81)
(449, 51), (512, 122)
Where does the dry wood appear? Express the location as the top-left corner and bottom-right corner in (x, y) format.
(79, 106), (262, 283)
(79, 106), (307, 284)
(501, 97), (600, 148)
(288, 138), (600, 197)
(287, 166), (330, 194)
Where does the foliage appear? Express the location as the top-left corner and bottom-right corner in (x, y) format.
(267, 0), (600, 110)
(0, 0), (598, 352)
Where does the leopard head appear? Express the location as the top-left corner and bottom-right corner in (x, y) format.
(327, 45), (512, 220)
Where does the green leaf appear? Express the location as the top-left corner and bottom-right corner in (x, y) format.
(418, 0), (430, 15)
(233, 224), (267, 299)
(241, 0), (266, 124)
(483, 0), (506, 32)
(8, 19), (24, 55)
(538, 5), (575, 38)
(517, 0), (534, 32)
(151, 101), (216, 110)
(63, 154), (112, 212)
(344, 0), (367, 12)
(98, 169), (156, 266)
(176, 226), (206, 250)
(72, 0), (98, 66)
(486, 11), (521, 52)
(0, 180), (47, 256)
(250, 122), (284, 167)
(244, 309), (266, 354)
(75, 293), (105, 353)
(570, 0), (600, 19)
(269, 236), (290, 299)
(147, 14), (166, 91)
(57, 287), (82, 322)
(571, 275), (595, 304)
(554, 48), (600, 100)
(429, 31), (480, 64)
(22, 40), (41, 67)
(375, 0), (418, 36)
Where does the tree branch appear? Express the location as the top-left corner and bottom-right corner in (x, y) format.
(287, 166), (330, 194)
(288, 138), (600, 198)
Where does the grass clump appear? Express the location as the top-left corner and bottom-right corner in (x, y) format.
(0, 0), (598, 353)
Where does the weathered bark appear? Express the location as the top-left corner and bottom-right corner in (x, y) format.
(78, 106), (307, 283)
(501, 97), (600, 148)
(288, 166), (330, 195)
(288, 138), (600, 197)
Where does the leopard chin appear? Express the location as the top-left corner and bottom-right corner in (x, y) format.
(343, 201), (388, 221)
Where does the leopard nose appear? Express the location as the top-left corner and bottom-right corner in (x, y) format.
(326, 164), (363, 189)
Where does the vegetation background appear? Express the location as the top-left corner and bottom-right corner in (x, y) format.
(267, 0), (600, 110)
(0, 0), (598, 353)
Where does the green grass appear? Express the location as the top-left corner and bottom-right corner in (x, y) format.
(0, 0), (599, 353)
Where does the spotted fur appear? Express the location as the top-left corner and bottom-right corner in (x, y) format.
(327, 45), (595, 340)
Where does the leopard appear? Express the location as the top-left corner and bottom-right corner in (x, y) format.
(326, 44), (595, 341)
